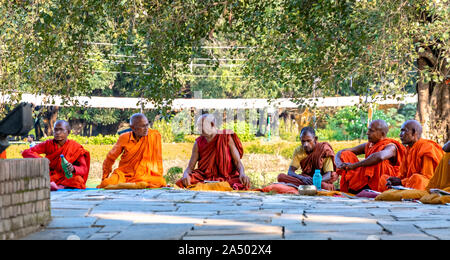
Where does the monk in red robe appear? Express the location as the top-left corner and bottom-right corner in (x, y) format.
(97, 113), (166, 189)
(277, 127), (338, 190)
(386, 120), (444, 190)
(176, 114), (251, 190)
(335, 119), (406, 193)
(22, 120), (90, 190)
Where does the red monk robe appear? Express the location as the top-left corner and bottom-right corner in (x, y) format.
(22, 139), (90, 189)
(0, 150), (6, 159)
(176, 130), (247, 190)
(396, 139), (444, 190)
(338, 138), (405, 193)
(278, 142), (338, 190)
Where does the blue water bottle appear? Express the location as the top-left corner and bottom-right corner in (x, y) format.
(313, 169), (322, 191)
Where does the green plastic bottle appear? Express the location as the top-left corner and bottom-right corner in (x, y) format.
(60, 154), (72, 179)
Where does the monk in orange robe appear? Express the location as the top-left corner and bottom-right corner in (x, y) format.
(426, 141), (450, 191)
(0, 150), (6, 159)
(97, 113), (166, 189)
(335, 120), (406, 193)
(176, 114), (251, 190)
(277, 127), (338, 190)
(386, 120), (444, 190)
(22, 120), (90, 190)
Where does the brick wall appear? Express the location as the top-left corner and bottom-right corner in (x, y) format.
(0, 159), (51, 240)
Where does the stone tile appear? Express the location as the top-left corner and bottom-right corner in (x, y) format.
(285, 222), (383, 233)
(23, 227), (101, 240)
(112, 223), (193, 240)
(87, 232), (119, 240)
(187, 225), (282, 237)
(285, 231), (382, 240)
(47, 217), (97, 229)
(423, 228), (450, 240)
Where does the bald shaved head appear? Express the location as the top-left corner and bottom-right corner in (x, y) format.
(130, 113), (148, 126)
(54, 120), (71, 131)
(196, 114), (217, 137)
(367, 119), (389, 143)
(130, 113), (149, 139)
(400, 120), (422, 146)
(370, 119), (389, 135)
(403, 120), (422, 137)
(53, 120), (71, 145)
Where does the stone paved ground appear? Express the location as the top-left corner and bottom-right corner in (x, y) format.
(23, 188), (450, 240)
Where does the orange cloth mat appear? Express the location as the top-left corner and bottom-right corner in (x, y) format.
(187, 181), (234, 192)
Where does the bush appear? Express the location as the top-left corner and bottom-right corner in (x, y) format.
(323, 106), (405, 141)
(222, 120), (256, 142)
(41, 134), (119, 145)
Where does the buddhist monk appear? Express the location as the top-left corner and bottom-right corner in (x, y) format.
(176, 114), (251, 190)
(386, 120), (444, 190)
(97, 113), (166, 189)
(426, 141), (450, 191)
(22, 120), (90, 190)
(277, 127), (338, 190)
(335, 119), (406, 193)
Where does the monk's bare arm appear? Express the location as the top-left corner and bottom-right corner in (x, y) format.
(228, 136), (244, 175)
(349, 144), (397, 169)
(102, 138), (125, 179)
(443, 141), (450, 153)
(335, 143), (366, 168)
(182, 142), (199, 183)
(185, 142), (199, 173)
(228, 136), (250, 188)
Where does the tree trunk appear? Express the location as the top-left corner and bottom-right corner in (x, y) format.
(42, 106), (59, 137)
(415, 49), (449, 145)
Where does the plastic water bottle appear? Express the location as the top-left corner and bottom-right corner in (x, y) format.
(313, 169), (322, 191)
(60, 154), (72, 179)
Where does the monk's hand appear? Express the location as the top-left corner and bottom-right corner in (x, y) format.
(298, 174), (313, 185)
(181, 174), (191, 188)
(239, 173), (250, 189)
(341, 162), (357, 171)
(67, 163), (75, 173)
(386, 177), (402, 188)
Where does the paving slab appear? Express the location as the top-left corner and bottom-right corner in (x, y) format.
(21, 188), (450, 240)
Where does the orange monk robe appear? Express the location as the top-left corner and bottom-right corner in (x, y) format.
(426, 152), (450, 191)
(176, 130), (248, 190)
(22, 139), (90, 189)
(338, 138), (406, 193)
(0, 150), (6, 159)
(396, 139), (444, 190)
(97, 130), (166, 189)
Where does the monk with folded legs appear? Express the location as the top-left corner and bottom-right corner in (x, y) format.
(386, 120), (444, 190)
(97, 113), (166, 189)
(277, 127), (338, 190)
(22, 120), (90, 190)
(176, 114), (250, 190)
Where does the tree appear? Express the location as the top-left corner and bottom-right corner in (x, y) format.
(226, 0), (449, 143)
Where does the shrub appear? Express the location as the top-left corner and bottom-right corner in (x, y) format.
(165, 166), (183, 185)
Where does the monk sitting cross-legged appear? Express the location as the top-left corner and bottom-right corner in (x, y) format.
(176, 114), (251, 190)
(97, 113), (166, 189)
(386, 120), (444, 190)
(22, 120), (90, 190)
(335, 119), (406, 193)
(277, 127), (338, 190)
